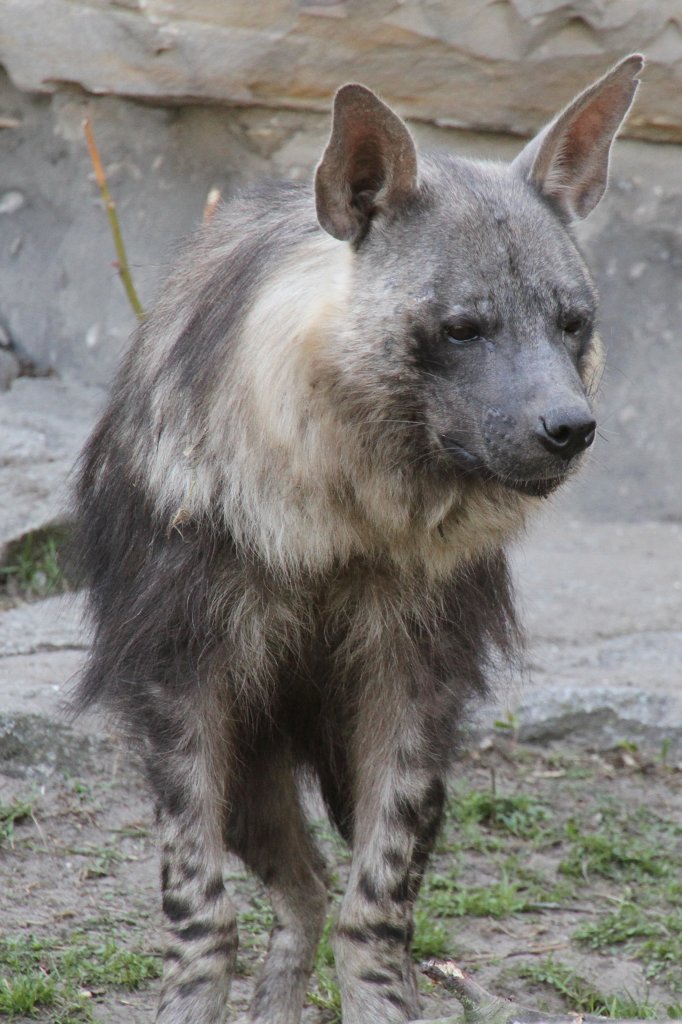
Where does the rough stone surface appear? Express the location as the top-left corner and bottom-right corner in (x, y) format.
(0, 593), (86, 657)
(0, 377), (104, 558)
(0, 71), (273, 384)
(514, 685), (682, 752)
(1, 1), (680, 142)
(0, 712), (107, 779)
(478, 510), (682, 753)
(0, 649), (85, 719)
(0, 594), (94, 775)
(0, 347), (19, 390)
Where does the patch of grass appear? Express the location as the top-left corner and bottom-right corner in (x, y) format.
(516, 956), (660, 1018)
(412, 907), (453, 960)
(83, 845), (125, 880)
(310, 817), (351, 864)
(0, 526), (71, 600)
(0, 933), (160, 1021)
(66, 778), (94, 800)
(560, 816), (674, 882)
(307, 968), (342, 1023)
(454, 875), (538, 917)
(111, 822), (151, 839)
(0, 971), (57, 1017)
(558, 803), (681, 990)
(308, 917), (341, 1023)
(237, 895), (274, 952)
(451, 788), (552, 840)
(575, 900), (662, 947)
(418, 865), (543, 920)
(424, 765), (682, 1009)
(60, 939), (160, 990)
(575, 899), (682, 991)
(492, 711), (519, 735)
(0, 796), (34, 847)
(641, 926), (682, 989)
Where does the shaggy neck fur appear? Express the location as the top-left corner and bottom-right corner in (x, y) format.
(127, 217), (534, 581)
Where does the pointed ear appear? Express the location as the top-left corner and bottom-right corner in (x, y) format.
(512, 54), (644, 222)
(315, 84), (419, 243)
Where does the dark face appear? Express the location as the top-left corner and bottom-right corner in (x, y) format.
(350, 158), (602, 498)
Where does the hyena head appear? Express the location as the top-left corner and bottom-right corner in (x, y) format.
(314, 56), (643, 502)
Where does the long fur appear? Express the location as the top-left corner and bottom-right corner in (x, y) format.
(68, 57), (637, 1018)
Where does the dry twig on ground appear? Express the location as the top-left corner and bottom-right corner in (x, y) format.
(418, 959), (678, 1024)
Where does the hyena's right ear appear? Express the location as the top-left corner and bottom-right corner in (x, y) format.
(512, 54), (644, 221)
(315, 84), (418, 243)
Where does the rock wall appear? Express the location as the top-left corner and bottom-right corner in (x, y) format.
(0, 2), (681, 521)
(2, 1), (682, 142)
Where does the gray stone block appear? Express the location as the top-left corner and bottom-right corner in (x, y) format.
(1, 1), (679, 142)
(0, 377), (104, 558)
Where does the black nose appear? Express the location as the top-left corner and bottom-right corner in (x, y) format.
(536, 409), (596, 459)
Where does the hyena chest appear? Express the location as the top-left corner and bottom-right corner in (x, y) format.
(241, 573), (454, 761)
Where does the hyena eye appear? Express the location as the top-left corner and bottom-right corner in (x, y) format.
(444, 320), (481, 345)
(561, 316), (585, 336)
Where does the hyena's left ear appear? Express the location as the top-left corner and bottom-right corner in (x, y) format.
(512, 54), (644, 221)
(315, 84), (418, 243)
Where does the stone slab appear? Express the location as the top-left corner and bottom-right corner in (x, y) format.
(0, 377), (104, 558)
(482, 510), (682, 753)
(0, 594), (87, 721)
(1, 1), (680, 142)
(0, 72), (269, 384)
(0, 651), (85, 719)
(0, 593), (87, 657)
(512, 511), (682, 642)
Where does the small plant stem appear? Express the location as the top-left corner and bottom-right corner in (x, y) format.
(83, 117), (145, 322)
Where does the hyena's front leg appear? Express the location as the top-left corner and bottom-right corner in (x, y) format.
(149, 747), (237, 1024)
(401, 781), (447, 1013)
(333, 710), (447, 1024)
(225, 750), (329, 1024)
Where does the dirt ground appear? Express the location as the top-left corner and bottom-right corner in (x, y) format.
(1, 510), (680, 1023)
(1, 721), (680, 1024)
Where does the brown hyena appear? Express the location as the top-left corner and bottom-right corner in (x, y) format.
(72, 56), (643, 1024)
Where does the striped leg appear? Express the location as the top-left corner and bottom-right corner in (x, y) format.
(155, 811), (236, 1019)
(332, 687), (448, 1024)
(225, 751), (329, 1024)
(156, 804), (237, 1024)
(144, 717), (237, 1024)
(401, 778), (447, 1013)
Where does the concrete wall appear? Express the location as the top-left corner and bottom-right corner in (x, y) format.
(1, 2), (681, 521)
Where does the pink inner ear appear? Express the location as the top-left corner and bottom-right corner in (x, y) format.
(566, 84), (625, 171)
(569, 109), (604, 165)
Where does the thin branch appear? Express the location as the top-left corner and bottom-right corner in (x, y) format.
(417, 959), (678, 1024)
(83, 117), (145, 322)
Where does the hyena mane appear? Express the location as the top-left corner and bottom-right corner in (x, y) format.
(71, 54), (641, 1024)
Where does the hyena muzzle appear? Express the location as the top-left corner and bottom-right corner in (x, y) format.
(72, 55), (643, 1024)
